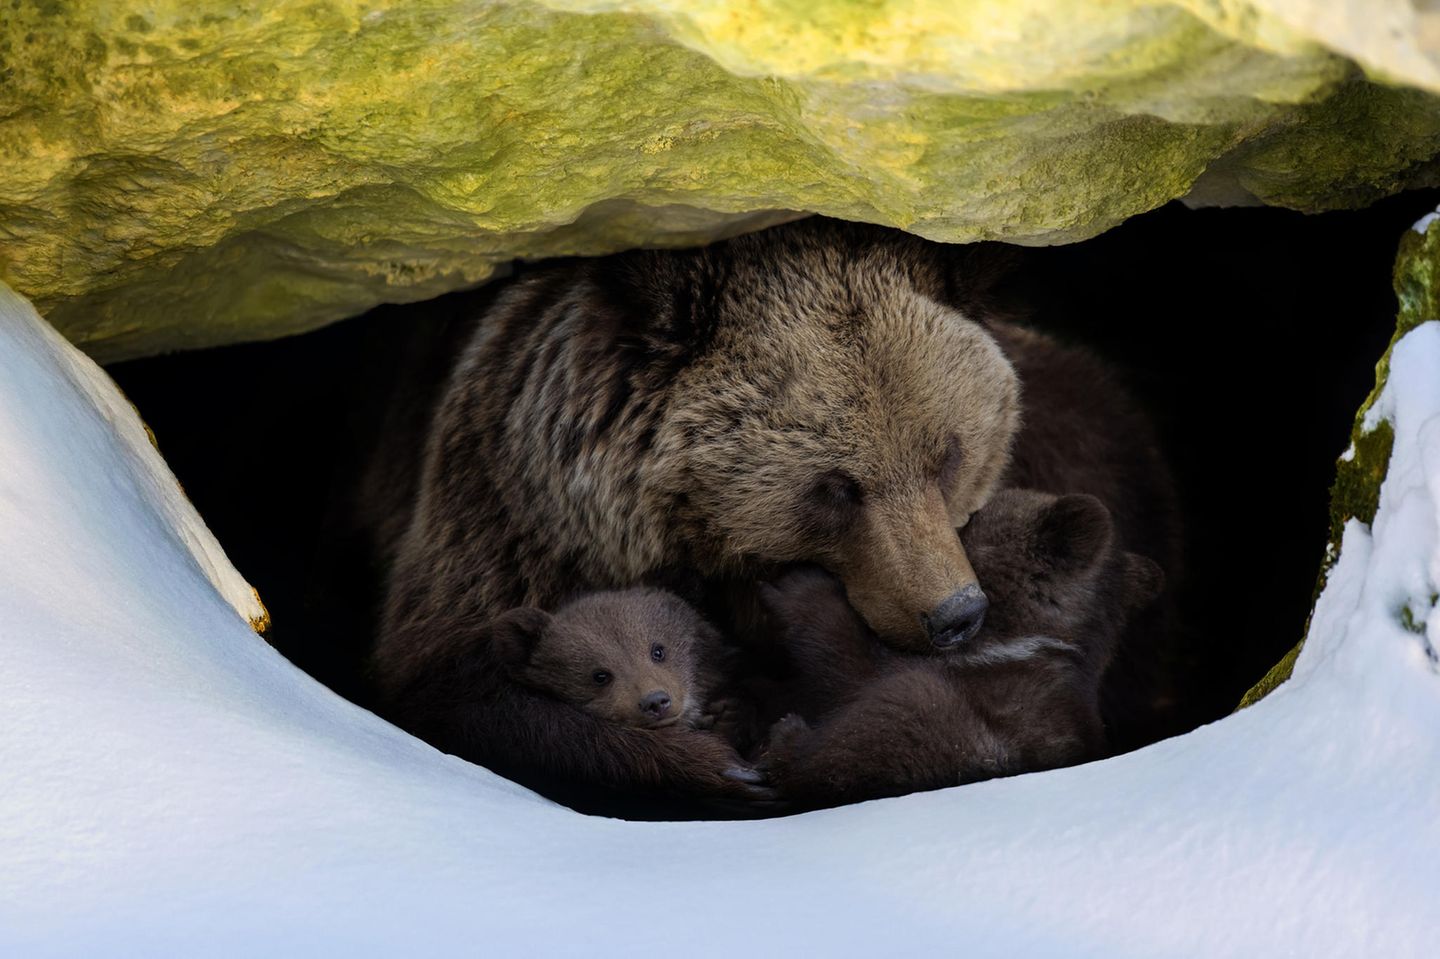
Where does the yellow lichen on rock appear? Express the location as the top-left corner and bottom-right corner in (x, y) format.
(2, 1), (1439, 360)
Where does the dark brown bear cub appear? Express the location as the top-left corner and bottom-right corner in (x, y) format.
(992, 322), (1183, 753)
(491, 589), (724, 730)
(760, 489), (1163, 809)
(379, 593), (767, 810)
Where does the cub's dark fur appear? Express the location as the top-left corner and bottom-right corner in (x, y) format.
(993, 325), (1182, 751)
(381, 598), (766, 809)
(760, 489), (1163, 809)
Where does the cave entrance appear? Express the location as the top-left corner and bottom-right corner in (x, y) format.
(107, 191), (1439, 784)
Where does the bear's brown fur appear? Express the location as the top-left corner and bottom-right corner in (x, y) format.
(759, 489), (1164, 809)
(371, 218), (1024, 800)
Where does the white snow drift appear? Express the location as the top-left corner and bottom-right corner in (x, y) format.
(1, 280), (1437, 957)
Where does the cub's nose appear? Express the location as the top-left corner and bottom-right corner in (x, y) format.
(640, 690), (673, 719)
(926, 585), (989, 648)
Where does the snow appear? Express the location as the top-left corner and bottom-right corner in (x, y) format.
(2, 280), (1439, 957)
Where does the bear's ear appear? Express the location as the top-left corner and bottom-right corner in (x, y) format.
(1033, 494), (1113, 574)
(937, 241), (1027, 327)
(584, 249), (722, 360)
(1122, 555), (1166, 611)
(487, 608), (552, 667)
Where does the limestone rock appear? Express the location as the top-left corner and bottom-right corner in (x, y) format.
(3, 1), (1440, 359)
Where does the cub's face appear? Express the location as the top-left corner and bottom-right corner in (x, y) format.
(959, 489), (1163, 654)
(490, 589), (714, 728)
(665, 242), (1019, 653)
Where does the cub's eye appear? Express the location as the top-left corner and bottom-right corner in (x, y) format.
(651, 643), (665, 662)
(592, 670), (612, 686)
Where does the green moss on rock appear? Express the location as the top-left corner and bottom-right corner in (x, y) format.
(1236, 641), (1302, 710)
(1327, 420), (1394, 554)
(4, 1), (1440, 359)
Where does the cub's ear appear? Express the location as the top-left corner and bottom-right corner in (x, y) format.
(487, 608), (552, 667)
(1122, 555), (1166, 611)
(1034, 494), (1113, 574)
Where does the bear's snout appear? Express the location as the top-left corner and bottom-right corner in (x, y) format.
(639, 690), (673, 721)
(834, 482), (984, 649)
(926, 585), (989, 648)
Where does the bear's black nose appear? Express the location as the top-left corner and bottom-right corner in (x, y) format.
(927, 585), (989, 648)
(640, 691), (672, 718)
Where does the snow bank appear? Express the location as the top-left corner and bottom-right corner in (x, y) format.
(1, 281), (1437, 957)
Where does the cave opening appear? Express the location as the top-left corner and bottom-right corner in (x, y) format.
(107, 191), (1439, 813)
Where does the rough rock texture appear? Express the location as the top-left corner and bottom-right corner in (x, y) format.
(1239, 209), (1440, 707)
(4, 1), (1440, 360)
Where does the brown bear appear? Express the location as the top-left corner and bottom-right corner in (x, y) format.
(758, 489), (1164, 809)
(370, 218), (1025, 801)
(989, 323), (1183, 751)
(380, 593), (772, 812)
(489, 588), (727, 730)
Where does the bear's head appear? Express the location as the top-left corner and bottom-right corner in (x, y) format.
(958, 489), (1164, 667)
(490, 588), (717, 728)
(595, 221), (1020, 654)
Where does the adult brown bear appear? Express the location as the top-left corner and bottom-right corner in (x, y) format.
(362, 217), (1180, 803)
(368, 219), (1026, 802)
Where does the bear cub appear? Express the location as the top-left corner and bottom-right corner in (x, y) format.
(759, 489), (1164, 809)
(492, 588), (729, 731)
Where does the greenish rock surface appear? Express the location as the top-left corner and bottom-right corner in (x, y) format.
(1238, 211), (1440, 708)
(4, 1), (1440, 359)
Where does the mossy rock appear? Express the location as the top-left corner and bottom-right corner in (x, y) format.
(4, 1), (1440, 360)
(1238, 212), (1440, 708)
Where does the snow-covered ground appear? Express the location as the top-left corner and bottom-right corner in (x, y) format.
(1, 279), (1437, 957)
